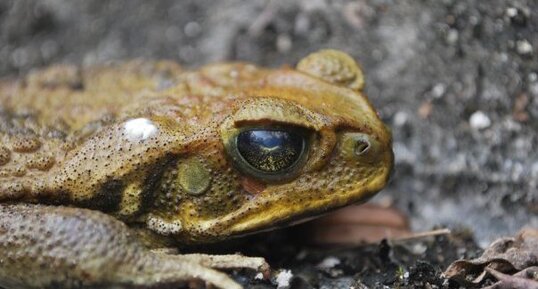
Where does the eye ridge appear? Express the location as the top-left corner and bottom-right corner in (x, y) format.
(235, 128), (306, 175)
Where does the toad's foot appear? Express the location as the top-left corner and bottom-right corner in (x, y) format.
(164, 253), (270, 278)
(0, 204), (268, 289)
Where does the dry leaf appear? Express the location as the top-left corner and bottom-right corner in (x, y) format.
(444, 228), (538, 286)
(304, 203), (411, 245)
(483, 267), (538, 289)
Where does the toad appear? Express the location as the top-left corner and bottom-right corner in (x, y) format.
(0, 49), (393, 289)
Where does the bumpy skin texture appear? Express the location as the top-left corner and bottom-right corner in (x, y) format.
(0, 50), (393, 288)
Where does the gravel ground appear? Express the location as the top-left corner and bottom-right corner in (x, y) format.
(1, 0), (537, 247)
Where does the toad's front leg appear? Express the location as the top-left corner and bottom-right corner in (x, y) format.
(0, 204), (268, 289)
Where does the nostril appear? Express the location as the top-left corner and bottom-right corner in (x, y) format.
(354, 140), (371, 156)
(340, 132), (380, 162)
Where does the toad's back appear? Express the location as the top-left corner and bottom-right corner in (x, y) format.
(0, 61), (185, 196)
(2, 61), (193, 132)
(0, 60), (256, 200)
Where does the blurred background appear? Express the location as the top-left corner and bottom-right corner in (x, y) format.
(1, 0), (536, 245)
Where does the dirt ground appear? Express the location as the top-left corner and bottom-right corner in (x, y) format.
(167, 226), (466, 288)
(1, 0), (537, 288)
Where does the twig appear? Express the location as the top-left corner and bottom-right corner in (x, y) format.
(390, 228), (452, 243)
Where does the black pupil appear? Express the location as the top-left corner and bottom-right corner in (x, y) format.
(236, 130), (304, 173)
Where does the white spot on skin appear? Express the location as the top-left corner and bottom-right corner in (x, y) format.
(275, 270), (293, 289)
(123, 118), (158, 141)
(469, 111), (491, 130)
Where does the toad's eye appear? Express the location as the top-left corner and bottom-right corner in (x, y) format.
(227, 128), (309, 181)
(237, 130), (304, 173)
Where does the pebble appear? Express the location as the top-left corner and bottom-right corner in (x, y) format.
(469, 111), (491, 129)
(316, 256), (341, 269)
(275, 269), (293, 289)
(393, 111), (408, 127)
(432, 83), (446, 98)
(276, 34), (293, 53)
(516, 39), (533, 55)
(506, 6), (528, 26)
(446, 29), (458, 44)
(506, 7), (518, 18)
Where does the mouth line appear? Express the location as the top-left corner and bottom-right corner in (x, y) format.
(193, 188), (375, 239)
(222, 214), (325, 240)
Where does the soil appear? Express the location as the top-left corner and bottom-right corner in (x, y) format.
(1, 0), (537, 288)
(189, 227), (483, 289)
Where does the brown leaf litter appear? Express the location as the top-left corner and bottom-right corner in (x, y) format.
(444, 228), (538, 288)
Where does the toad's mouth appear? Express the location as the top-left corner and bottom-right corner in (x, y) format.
(178, 160), (392, 243)
(226, 177), (388, 237)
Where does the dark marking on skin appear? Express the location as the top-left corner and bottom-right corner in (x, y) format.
(0, 146), (10, 165)
(37, 190), (71, 206)
(79, 179), (124, 212)
(138, 156), (178, 215)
